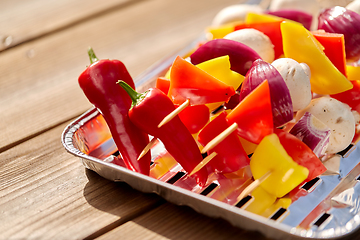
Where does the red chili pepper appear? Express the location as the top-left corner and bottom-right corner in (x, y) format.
(198, 111), (250, 174)
(118, 81), (208, 186)
(78, 48), (151, 175)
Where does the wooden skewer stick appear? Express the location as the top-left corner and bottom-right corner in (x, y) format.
(236, 170), (272, 202)
(137, 137), (158, 161)
(189, 152), (217, 176)
(201, 122), (238, 154)
(158, 99), (190, 128)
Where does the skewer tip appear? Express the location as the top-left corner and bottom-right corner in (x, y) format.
(158, 99), (190, 128)
(137, 138), (158, 161)
(236, 170), (272, 203)
(201, 122), (238, 154)
(189, 152), (217, 176)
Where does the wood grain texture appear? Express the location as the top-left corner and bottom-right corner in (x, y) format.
(0, 0), (134, 51)
(0, 0), (240, 152)
(0, 122), (164, 239)
(96, 203), (273, 240)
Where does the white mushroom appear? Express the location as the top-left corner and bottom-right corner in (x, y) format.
(211, 4), (263, 27)
(300, 63), (311, 79)
(271, 58), (312, 111)
(295, 96), (355, 154)
(224, 28), (275, 62)
(346, 0), (360, 15)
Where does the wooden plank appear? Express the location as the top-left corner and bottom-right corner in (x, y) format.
(0, 121), (164, 239)
(0, 0), (241, 152)
(96, 203), (274, 240)
(0, 0), (134, 51)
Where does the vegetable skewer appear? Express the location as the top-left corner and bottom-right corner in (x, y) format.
(118, 80), (209, 186)
(201, 80), (273, 153)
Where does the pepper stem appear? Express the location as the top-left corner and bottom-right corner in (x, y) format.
(117, 80), (146, 108)
(88, 47), (99, 64)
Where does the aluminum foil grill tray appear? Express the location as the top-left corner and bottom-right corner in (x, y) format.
(62, 35), (360, 240)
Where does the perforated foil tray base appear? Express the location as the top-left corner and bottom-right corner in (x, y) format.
(62, 35), (360, 240)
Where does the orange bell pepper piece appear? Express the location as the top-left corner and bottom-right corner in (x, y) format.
(226, 80), (273, 144)
(155, 77), (170, 95)
(168, 56), (235, 105)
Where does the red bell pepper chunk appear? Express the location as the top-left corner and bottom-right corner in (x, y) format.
(155, 77), (170, 95)
(119, 81), (208, 186)
(226, 80), (274, 144)
(331, 77), (360, 143)
(168, 56), (235, 105)
(234, 21), (283, 59)
(331, 80), (360, 113)
(312, 30), (347, 76)
(275, 129), (327, 182)
(78, 49), (151, 175)
(198, 111), (250, 174)
(178, 104), (210, 134)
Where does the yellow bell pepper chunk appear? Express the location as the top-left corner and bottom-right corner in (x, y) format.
(192, 132), (204, 151)
(238, 136), (258, 155)
(262, 197), (292, 218)
(245, 12), (283, 23)
(281, 21), (353, 95)
(250, 133), (309, 198)
(164, 68), (171, 79)
(150, 151), (178, 179)
(244, 186), (277, 215)
(206, 23), (236, 39)
(346, 65), (360, 80)
(196, 55), (244, 89)
(196, 55), (244, 111)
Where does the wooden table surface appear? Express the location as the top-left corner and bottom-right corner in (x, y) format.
(1, 1), (358, 239)
(0, 0), (274, 239)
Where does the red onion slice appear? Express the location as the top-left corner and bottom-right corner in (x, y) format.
(265, 9), (313, 30)
(290, 112), (331, 157)
(239, 59), (293, 127)
(190, 39), (261, 76)
(318, 6), (360, 61)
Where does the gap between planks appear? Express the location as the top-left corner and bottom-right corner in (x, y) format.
(0, 112), (80, 154)
(0, 0), (147, 52)
(0, 121), (165, 239)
